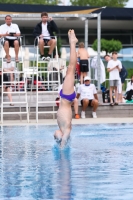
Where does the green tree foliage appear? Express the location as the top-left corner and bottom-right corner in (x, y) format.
(70, 0), (129, 7)
(92, 39), (122, 54)
(0, 0), (60, 5)
(56, 36), (62, 56)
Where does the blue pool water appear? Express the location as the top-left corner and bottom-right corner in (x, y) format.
(0, 124), (133, 200)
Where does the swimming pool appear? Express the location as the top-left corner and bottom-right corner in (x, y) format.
(0, 124), (133, 200)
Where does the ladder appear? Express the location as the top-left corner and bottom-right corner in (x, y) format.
(0, 37), (29, 123)
(29, 36), (61, 122)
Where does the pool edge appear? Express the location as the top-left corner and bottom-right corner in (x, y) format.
(0, 118), (132, 126)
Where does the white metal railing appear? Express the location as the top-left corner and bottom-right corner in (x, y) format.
(30, 35), (61, 122)
(0, 38), (66, 123)
(0, 37), (29, 123)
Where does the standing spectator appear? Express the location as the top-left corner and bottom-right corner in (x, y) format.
(76, 76), (99, 118)
(104, 54), (111, 62)
(0, 15), (21, 63)
(77, 42), (89, 84)
(104, 54), (127, 103)
(107, 52), (122, 106)
(33, 12), (58, 61)
(57, 83), (80, 119)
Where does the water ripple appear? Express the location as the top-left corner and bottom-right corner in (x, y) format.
(0, 124), (133, 199)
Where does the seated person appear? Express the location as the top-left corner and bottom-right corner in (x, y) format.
(33, 12), (58, 61)
(125, 75), (133, 101)
(0, 70), (14, 106)
(118, 65), (128, 103)
(76, 76), (99, 118)
(0, 15), (21, 63)
(57, 83), (80, 119)
(3, 60), (15, 82)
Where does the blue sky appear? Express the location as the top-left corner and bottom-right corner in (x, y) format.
(65, 0), (133, 7)
(126, 0), (133, 7)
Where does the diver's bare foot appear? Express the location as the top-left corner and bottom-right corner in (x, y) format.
(68, 29), (78, 45)
(60, 139), (66, 149)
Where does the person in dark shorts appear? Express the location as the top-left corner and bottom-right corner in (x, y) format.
(33, 12), (58, 61)
(77, 42), (89, 84)
(0, 15), (21, 63)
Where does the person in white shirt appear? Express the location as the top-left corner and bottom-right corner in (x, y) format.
(126, 75), (133, 92)
(33, 12), (58, 61)
(0, 15), (21, 63)
(76, 76), (99, 118)
(3, 61), (15, 82)
(125, 75), (133, 101)
(107, 52), (122, 106)
(57, 83), (80, 119)
(105, 54), (127, 103)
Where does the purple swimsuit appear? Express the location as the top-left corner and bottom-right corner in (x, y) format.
(60, 89), (76, 102)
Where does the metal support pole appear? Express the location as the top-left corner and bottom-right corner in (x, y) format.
(84, 19), (88, 49)
(97, 13), (101, 91)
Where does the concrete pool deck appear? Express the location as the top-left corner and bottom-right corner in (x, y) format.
(0, 118), (132, 126)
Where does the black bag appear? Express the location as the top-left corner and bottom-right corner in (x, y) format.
(102, 90), (115, 103)
(102, 90), (110, 103)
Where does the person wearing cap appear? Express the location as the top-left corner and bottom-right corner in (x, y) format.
(76, 76), (99, 118)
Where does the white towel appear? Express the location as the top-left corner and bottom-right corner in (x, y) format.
(91, 56), (106, 84)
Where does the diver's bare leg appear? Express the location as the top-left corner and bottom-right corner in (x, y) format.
(62, 30), (78, 95)
(59, 30), (78, 148)
(54, 130), (63, 143)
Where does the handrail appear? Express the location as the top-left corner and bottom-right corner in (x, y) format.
(0, 36), (29, 123)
